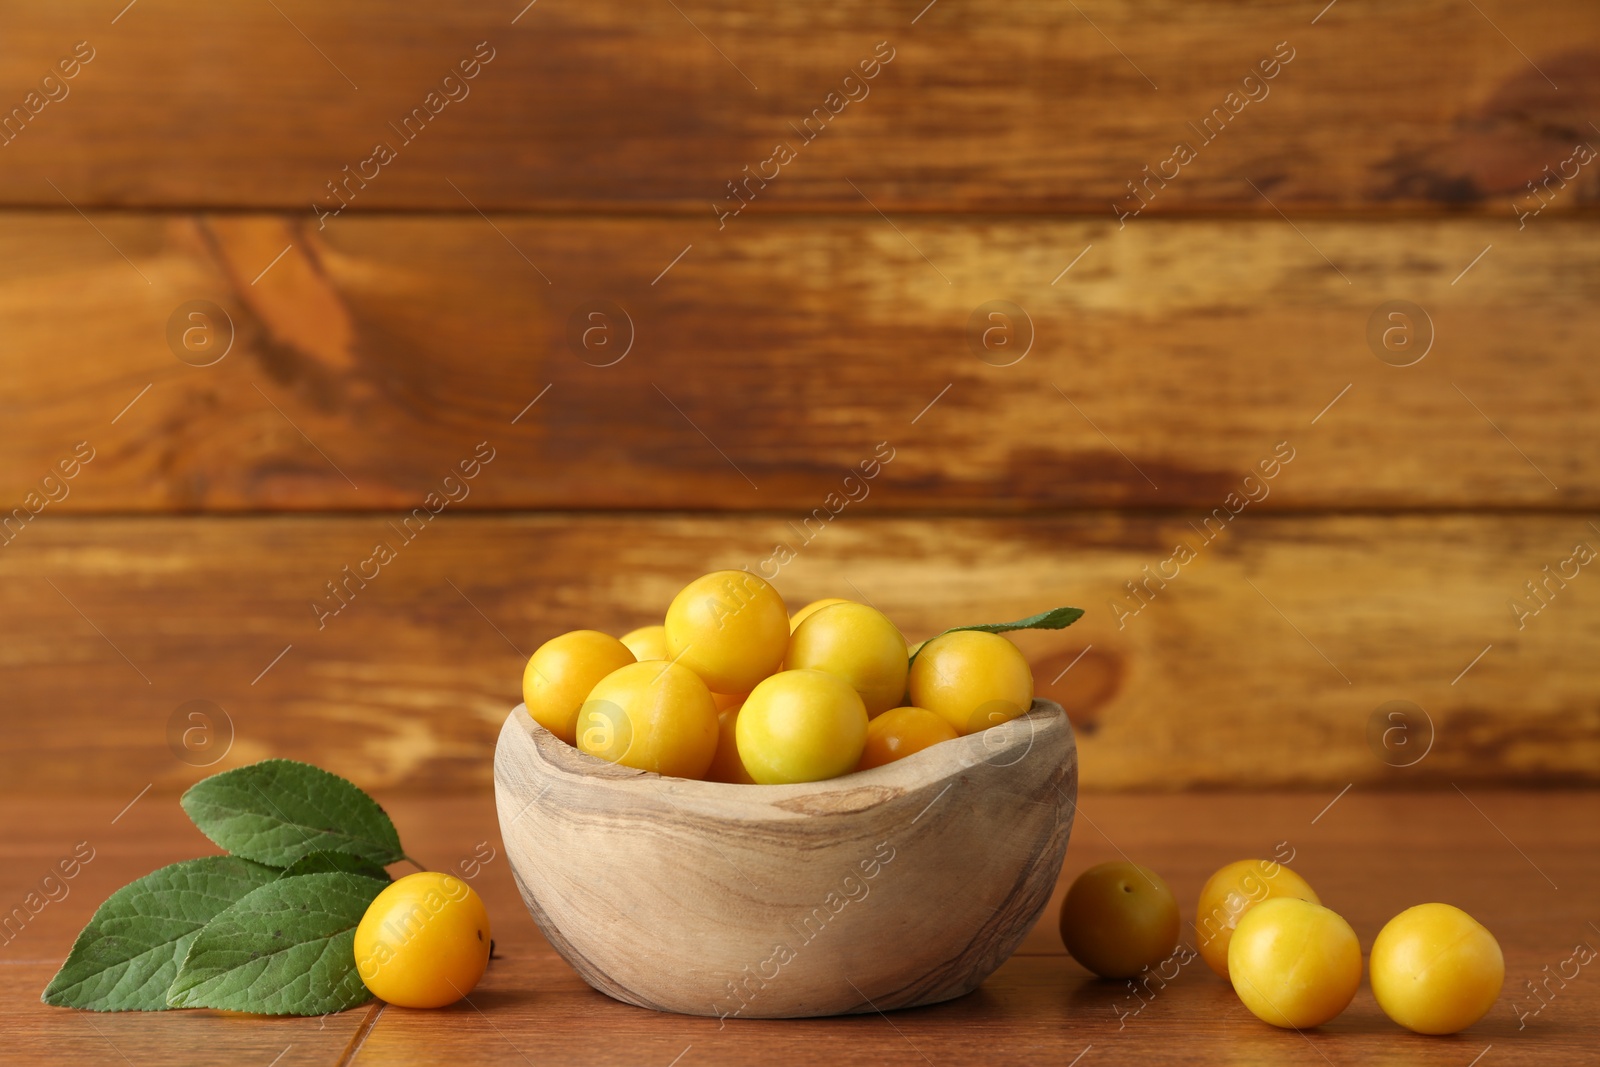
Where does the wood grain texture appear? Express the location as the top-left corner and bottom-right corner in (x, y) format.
(1, 513), (1595, 796)
(493, 701), (1074, 1017)
(0, 1), (1596, 213)
(1, 213), (1596, 512)
(5, 792), (1595, 1065)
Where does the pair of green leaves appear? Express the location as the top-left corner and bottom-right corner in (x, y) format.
(42, 760), (409, 1016)
(908, 605), (1085, 664)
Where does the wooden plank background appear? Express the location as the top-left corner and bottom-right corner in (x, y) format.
(4, 514), (1596, 794)
(0, 1), (1596, 213)
(0, 0), (1596, 794)
(1, 214), (1597, 512)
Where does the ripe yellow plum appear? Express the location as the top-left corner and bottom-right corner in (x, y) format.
(1195, 858), (1320, 978)
(736, 669), (867, 784)
(522, 630), (636, 744)
(907, 630), (1033, 735)
(786, 602), (908, 717)
(576, 660), (718, 779)
(665, 571), (788, 694)
(619, 624), (666, 661)
(1059, 862), (1181, 979)
(857, 706), (957, 770)
(789, 597), (849, 632)
(1370, 903), (1503, 1035)
(1229, 898), (1362, 1029)
(354, 872), (491, 1009)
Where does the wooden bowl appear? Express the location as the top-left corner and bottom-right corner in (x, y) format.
(493, 699), (1076, 1019)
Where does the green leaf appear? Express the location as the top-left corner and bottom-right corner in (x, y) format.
(943, 605), (1085, 637)
(41, 857), (280, 1011)
(911, 606), (1085, 663)
(281, 851), (391, 882)
(180, 759), (404, 869)
(166, 872), (386, 1015)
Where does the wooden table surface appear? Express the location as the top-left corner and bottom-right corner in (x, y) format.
(3, 789), (1594, 1066)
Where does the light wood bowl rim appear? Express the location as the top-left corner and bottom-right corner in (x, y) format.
(502, 698), (1070, 820)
